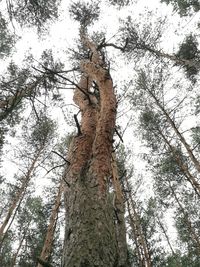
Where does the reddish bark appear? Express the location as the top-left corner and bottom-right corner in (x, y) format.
(37, 180), (63, 267)
(62, 30), (129, 267)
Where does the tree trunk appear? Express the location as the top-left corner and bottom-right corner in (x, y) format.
(127, 199), (144, 267)
(62, 30), (129, 267)
(125, 176), (152, 267)
(148, 89), (200, 176)
(168, 182), (200, 253)
(156, 215), (182, 267)
(157, 127), (200, 196)
(141, 44), (200, 70)
(11, 224), (29, 267)
(37, 180), (63, 267)
(0, 148), (42, 239)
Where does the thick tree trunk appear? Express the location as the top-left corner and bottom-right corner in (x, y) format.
(62, 30), (129, 267)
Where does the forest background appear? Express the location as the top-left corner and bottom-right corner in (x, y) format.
(0, 0), (200, 266)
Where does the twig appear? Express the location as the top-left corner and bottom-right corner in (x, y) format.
(41, 66), (92, 104)
(74, 114), (82, 136)
(115, 128), (124, 143)
(52, 151), (70, 165)
(63, 177), (71, 188)
(45, 163), (66, 175)
(101, 38), (129, 52)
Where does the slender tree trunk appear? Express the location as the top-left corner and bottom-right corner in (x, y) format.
(155, 215), (182, 267)
(62, 30), (129, 267)
(37, 180), (63, 267)
(141, 44), (200, 70)
(11, 225), (29, 267)
(148, 89), (200, 175)
(0, 148), (42, 239)
(125, 177), (152, 267)
(168, 182), (200, 253)
(157, 128), (200, 196)
(127, 199), (144, 267)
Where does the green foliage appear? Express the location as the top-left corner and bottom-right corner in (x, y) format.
(139, 108), (165, 152)
(161, 0), (200, 16)
(119, 15), (165, 59)
(0, 12), (15, 58)
(41, 49), (64, 71)
(29, 115), (57, 149)
(69, 1), (100, 27)
(159, 150), (185, 176)
(108, 0), (132, 8)
(175, 214), (200, 266)
(0, 230), (13, 266)
(16, 196), (48, 266)
(177, 35), (199, 60)
(11, 0), (61, 32)
(176, 34), (199, 81)
(0, 61), (31, 123)
(191, 126), (200, 150)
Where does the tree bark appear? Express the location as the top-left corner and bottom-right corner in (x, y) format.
(140, 44), (200, 70)
(37, 180), (63, 267)
(157, 127), (200, 196)
(11, 224), (30, 267)
(62, 30), (129, 267)
(168, 182), (200, 253)
(125, 177), (152, 267)
(0, 148), (42, 239)
(148, 88), (200, 176)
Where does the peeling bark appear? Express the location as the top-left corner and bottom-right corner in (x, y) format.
(62, 31), (129, 267)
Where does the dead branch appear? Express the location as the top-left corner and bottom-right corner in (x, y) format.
(51, 151), (70, 165)
(74, 114), (82, 136)
(115, 128), (124, 143)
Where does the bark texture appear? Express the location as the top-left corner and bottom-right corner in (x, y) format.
(125, 177), (152, 267)
(62, 30), (129, 267)
(37, 180), (63, 267)
(0, 148), (42, 239)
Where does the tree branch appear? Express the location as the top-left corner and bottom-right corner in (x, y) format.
(115, 128), (124, 143)
(51, 151), (70, 165)
(74, 114), (82, 136)
(37, 257), (53, 267)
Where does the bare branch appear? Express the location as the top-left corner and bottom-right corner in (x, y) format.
(51, 151), (70, 165)
(74, 114), (82, 136)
